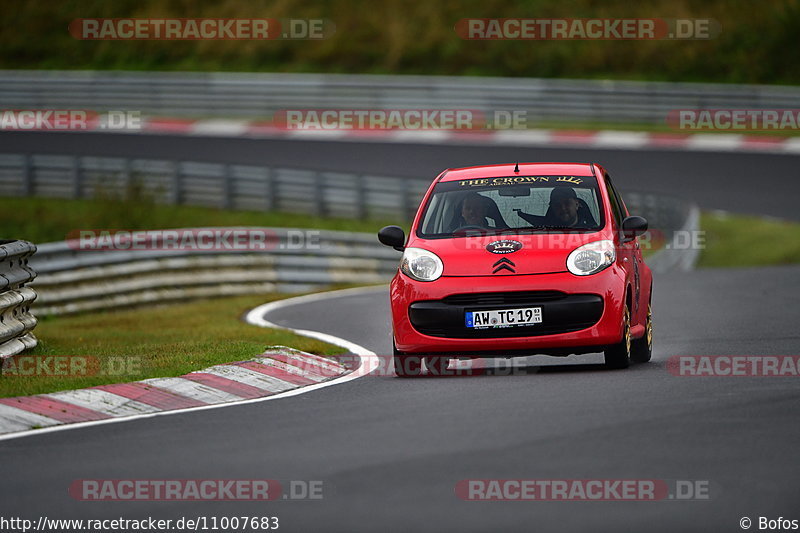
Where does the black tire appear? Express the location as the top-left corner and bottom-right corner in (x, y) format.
(604, 304), (631, 369)
(631, 302), (653, 363)
(393, 340), (422, 378)
(424, 356), (451, 376)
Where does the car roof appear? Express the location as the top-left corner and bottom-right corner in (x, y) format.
(438, 162), (596, 182)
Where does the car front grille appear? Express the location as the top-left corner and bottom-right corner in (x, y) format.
(409, 292), (604, 339)
(441, 291), (566, 307)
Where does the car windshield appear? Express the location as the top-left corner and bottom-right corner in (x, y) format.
(417, 175), (604, 238)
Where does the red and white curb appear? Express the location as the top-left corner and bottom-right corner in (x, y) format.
(0, 286), (382, 441)
(0, 347), (346, 435)
(83, 117), (800, 154)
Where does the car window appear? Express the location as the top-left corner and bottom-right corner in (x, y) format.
(417, 175), (604, 238)
(603, 174), (623, 226)
(606, 174), (629, 218)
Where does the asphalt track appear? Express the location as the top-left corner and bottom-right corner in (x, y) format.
(0, 267), (798, 532)
(1, 132), (799, 532)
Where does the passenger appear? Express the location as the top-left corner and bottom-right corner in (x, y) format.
(455, 193), (508, 230)
(460, 193), (490, 227)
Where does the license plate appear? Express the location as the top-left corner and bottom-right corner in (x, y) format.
(465, 307), (542, 329)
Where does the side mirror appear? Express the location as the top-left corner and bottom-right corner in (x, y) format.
(621, 216), (648, 242)
(378, 225), (406, 251)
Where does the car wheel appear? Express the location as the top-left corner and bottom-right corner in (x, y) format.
(424, 356), (451, 376)
(393, 340), (422, 378)
(631, 302), (653, 363)
(604, 304), (631, 369)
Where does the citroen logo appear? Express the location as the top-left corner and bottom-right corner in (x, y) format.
(492, 257), (516, 274)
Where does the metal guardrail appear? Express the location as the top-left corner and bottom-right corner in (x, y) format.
(2, 70), (799, 124)
(0, 153), (429, 222)
(0, 153), (695, 234)
(0, 240), (38, 358)
(29, 229), (401, 315)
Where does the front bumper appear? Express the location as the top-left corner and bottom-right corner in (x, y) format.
(391, 267), (627, 355)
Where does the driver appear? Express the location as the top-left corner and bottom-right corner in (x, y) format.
(517, 187), (594, 228)
(549, 187), (582, 226)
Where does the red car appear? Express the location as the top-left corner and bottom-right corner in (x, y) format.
(378, 162), (653, 377)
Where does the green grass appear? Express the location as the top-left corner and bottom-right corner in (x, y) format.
(1, 195), (398, 244)
(0, 293), (346, 398)
(698, 212), (800, 268)
(2, 0), (800, 84)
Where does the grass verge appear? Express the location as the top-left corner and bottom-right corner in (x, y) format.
(698, 212), (800, 268)
(0, 293), (346, 398)
(1, 196), (398, 244)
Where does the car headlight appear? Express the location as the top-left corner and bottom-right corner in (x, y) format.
(566, 240), (616, 276)
(400, 247), (444, 282)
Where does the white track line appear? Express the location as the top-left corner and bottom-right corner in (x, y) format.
(389, 130), (452, 143)
(0, 286), (383, 442)
(687, 134), (745, 151)
(593, 130), (649, 148)
(244, 286), (384, 358)
(190, 119), (250, 136)
(783, 138), (800, 153)
(491, 129), (552, 145)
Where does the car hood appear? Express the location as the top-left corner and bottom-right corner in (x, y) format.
(411, 232), (607, 277)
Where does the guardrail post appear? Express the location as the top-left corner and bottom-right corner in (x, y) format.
(71, 155), (83, 199)
(399, 181), (410, 220)
(22, 154), (33, 196)
(314, 171), (326, 217)
(172, 161), (182, 205)
(264, 167), (275, 211)
(121, 158), (132, 193)
(222, 164), (232, 209)
(355, 175), (366, 219)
